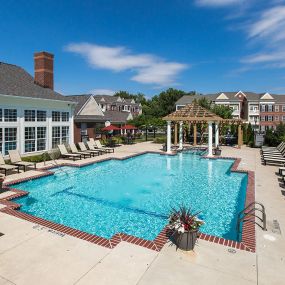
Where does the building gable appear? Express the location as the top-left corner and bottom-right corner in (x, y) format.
(127, 113), (133, 121)
(260, 93), (274, 100)
(79, 96), (104, 116)
(235, 91), (246, 99)
(216, 93), (229, 100)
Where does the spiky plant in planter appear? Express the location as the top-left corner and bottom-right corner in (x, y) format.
(0, 176), (4, 192)
(168, 205), (204, 251)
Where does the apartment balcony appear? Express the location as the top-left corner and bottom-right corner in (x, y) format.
(249, 110), (260, 115)
(231, 110), (240, 116)
(249, 120), (260, 125)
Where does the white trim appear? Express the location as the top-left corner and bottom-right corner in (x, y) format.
(77, 95), (92, 114)
(260, 93), (274, 100)
(0, 93), (76, 104)
(216, 93), (229, 100)
(235, 91), (246, 97)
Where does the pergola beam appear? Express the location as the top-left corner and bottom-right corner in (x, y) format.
(163, 103), (245, 155)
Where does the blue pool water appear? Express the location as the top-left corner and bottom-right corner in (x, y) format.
(12, 152), (248, 241)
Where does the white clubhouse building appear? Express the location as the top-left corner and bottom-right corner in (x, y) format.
(0, 52), (76, 156)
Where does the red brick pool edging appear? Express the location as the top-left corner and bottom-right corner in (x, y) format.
(0, 152), (255, 253)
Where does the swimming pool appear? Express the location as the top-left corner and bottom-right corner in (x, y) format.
(12, 152), (248, 242)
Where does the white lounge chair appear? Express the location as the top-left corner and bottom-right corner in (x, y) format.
(263, 156), (285, 165)
(8, 150), (37, 172)
(69, 143), (92, 158)
(262, 143), (285, 155)
(78, 142), (100, 156)
(94, 139), (114, 153)
(86, 141), (106, 154)
(0, 153), (19, 175)
(58, 144), (81, 161)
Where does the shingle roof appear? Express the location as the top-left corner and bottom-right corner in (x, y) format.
(93, 95), (119, 104)
(104, 111), (131, 123)
(176, 91), (285, 105)
(0, 62), (75, 103)
(93, 95), (140, 106)
(66, 95), (91, 114)
(175, 94), (217, 105)
(73, 115), (107, 122)
(270, 94), (285, 102)
(67, 95), (132, 123)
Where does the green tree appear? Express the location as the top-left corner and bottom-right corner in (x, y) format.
(196, 97), (211, 109)
(211, 105), (233, 119)
(147, 88), (192, 117)
(246, 123), (254, 145)
(196, 97), (233, 119)
(264, 123), (285, 146)
(113, 91), (136, 100)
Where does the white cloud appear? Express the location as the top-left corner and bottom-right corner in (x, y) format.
(240, 5), (285, 69)
(248, 6), (285, 42)
(195, 0), (242, 7)
(89, 89), (116, 95)
(131, 62), (186, 85)
(242, 51), (285, 64)
(65, 43), (187, 86)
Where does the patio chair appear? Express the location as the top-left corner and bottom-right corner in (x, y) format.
(262, 142), (285, 154)
(69, 143), (92, 158)
(58, 144), (81, 161)
(279, 166), (285, 175)
(263, 155), (285, 165)
(8, 150), (37, 172)
(78, 142), (100, 156)
(262, 142), (284, 151)
(0, 153), (19, 175)
(86, 141), (107, 154)
(94, 140), (114, 153)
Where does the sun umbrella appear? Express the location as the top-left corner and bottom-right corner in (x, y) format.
(121, 124), (137, 130)
(101, 125), (121, 131)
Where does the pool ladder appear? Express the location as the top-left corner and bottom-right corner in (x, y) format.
(236, 201), (267, 240)
(42, 151), (69, 176)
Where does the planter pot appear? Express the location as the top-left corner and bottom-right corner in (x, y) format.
(215, 149), (222, 156)
(0, 178), (3, 192)
(172, 230), (198, 251)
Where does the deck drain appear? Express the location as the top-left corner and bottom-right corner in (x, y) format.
(228, 248), (236, 254)
(272, 220), (281, 235)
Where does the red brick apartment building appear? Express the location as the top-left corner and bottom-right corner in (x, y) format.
(175, 91), (285, 132)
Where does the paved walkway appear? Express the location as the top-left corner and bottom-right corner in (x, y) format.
(0, 142), (284, 285)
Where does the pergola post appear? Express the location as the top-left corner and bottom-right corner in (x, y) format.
(188, 122), (191, 144)
(238, 124), (243, 148)
(179, 121), (183, 149)
(174, 123), (178, 146)
(167, 121), (172, 153)
(208, 121), (213, 157)
(215, 122), (219, 147)
(193, 123), (197, 146)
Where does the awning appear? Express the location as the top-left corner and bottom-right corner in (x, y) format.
(101, 125), (121, 131)
(121, 124), (137, 130)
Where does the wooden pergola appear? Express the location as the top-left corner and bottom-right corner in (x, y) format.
(163, 103), (244, 156)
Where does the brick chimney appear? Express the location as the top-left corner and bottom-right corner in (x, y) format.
(34, 51), (54, 90)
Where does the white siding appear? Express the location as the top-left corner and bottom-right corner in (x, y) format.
(0, 95), (74, 156)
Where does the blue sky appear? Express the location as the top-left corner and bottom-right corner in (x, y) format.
(1, 0), (285, 96)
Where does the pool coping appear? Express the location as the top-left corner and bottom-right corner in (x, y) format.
(0, 151), (255, 253)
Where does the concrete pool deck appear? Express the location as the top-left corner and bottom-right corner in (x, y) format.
(0, 142), (284, 285)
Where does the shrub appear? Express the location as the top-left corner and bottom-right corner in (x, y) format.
(22, 153), (50, 163)
(153, 137), (167, 144)
(264, 129), (280, 147)
(21, 149), (61, 163)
